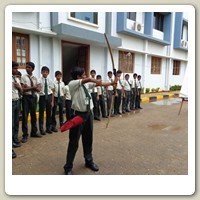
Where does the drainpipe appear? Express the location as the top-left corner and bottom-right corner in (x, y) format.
(104, 12), (112, 80)
(143, 39), (148, 92)
(165, 45), (171, 91)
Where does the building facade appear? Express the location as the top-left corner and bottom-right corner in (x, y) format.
(12, 11), (188, 91)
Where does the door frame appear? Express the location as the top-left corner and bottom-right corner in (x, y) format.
(61, 40), (90, 77)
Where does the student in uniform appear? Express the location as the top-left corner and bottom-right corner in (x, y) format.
(51, 71), (65, 132)
(130, 73), (138, 110)
(20, 62), (42, 143)
(122, 74), (131, 113)
(89, 70), (100, 121)
(106, 71), (114, 116)
(38, 66), (54, 134)
(12, 61), (23, 158)
(114, 70), (124, 115)
(63, 66), (113, 175)
(96, 75), (108, 118)
(136, 75), (143, 109)
(15, 71), (22, 121)
(64, 81), (73, 122)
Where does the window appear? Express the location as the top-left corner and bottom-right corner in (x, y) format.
(127, 12), (136, 21)
(119, 51), (134, 73)
(173, 60), (180, 75)
(151, 56), (161, 74)
(12, 32), (29, 69)
(70, 12), (98, 25)
(153, 12), (164, 31)
(181, 24), (188, 41)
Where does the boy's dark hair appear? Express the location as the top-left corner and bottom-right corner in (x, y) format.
(12, 61), (19, 68)
(41, 66), (49, 73)
(133, 73), (137, 77)
(55, 70), (62, 77)
(90, 69), (96, 74)
(107, 71), (112, 75)
(117, 70), (122, 74)
(96, 75), (101, 79)
(71, 66), (85, 80)
(26, 62), (35, 70)
(16, 71), (22, 76)
(138, 75), (141, 78)
(125, 74), (129, 78)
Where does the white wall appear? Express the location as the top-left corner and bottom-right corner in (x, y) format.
(134, 53), (144, 76)
(168, 61), (186, 87)
(148, 41), (168, 57)
(90, 45), (107, 80)
(143, 56), (166, 91)
(39, 12), (51, 31)
(119, 34), (145, 52)
(29, 34), (40, 77)
(28, 34), (61, 80)
(12, 12), (38, 29)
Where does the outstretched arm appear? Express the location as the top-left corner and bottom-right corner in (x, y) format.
(81, 77), (101, 85)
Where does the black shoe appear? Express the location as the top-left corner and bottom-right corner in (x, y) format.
(51, 127), (58, 132)
(64, 170), (73, 175)
(12, 150), (17, 159)
(31, 133), (42, 137)
(126, 109), (131, 112)
(102, 116), (108, 118)
(85, 161), (99, 171)
(94, 117), (101, 121)
(117, 112), (122, 115)
(21, 136), (28, 143)
(40, 130), (46, 135)
(13, 142), (21, 148)
(138, 107), (143, 109)
(46, 129), (53, 134)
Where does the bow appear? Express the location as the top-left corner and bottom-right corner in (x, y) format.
(104, 33), (118, 128)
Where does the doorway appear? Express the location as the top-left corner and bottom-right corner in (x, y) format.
(62, 41), (90, 84)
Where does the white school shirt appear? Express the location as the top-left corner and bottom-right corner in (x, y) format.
(38, 76), (54, 96)
(116, 79), (123, 90)
(122, 79), (131, 91)
(21, 74), (39, 95)
(12, 76), (21, 100)
(137, 80), (142, 89)
(97, 85), (105, 96)
(107, 78), (114, 91)
(54, 80), (65, 97)
(68, 79), (95, 112)
(88, 84), (97, 93)
(64, 85), (71, 100)
(131, 79), (138, 89)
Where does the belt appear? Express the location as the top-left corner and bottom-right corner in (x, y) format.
(12, 98), (19, 101)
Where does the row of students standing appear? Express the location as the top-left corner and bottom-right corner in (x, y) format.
(89, 69), (143, 120)
(114, 70), (143, 114)
(12, 61), (72, 157)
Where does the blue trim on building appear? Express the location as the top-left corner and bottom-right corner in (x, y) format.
(117, 12), (172, 46)
(163, 13), (172, 42)
(144, 13), (153, 35)
(52, 23), (122, 47)
(50, 12), (58, 28)
(105, 12), (112, 35)
(174, 13), (188, 51)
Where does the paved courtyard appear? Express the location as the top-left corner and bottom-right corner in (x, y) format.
(12, 97), (188, 175)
